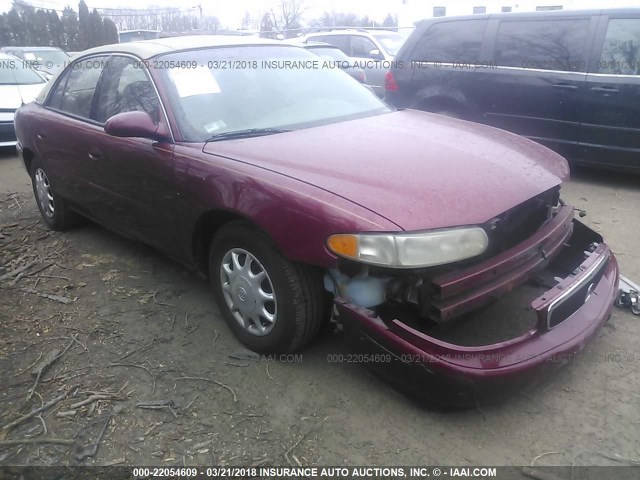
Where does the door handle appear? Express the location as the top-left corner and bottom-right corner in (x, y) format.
(552, 83), (577, 91)
(591, 86), (620, 94)
(36, 132), (47, 140)
(88, 150), (103, 160)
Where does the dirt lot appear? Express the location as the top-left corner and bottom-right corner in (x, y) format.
(1, 149), (639, 469)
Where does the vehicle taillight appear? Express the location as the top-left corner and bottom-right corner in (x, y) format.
(385, 71), (398, 92)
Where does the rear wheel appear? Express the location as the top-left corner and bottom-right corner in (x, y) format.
(30, 159), (79, 231)
(209, 222), (325, 353)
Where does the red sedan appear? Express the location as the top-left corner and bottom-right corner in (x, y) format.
(14, 36), (618, 405)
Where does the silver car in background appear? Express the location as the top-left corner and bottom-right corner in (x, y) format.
(0, 53), (46, 147)
(0, 46), (70, 80)
(300, 42), (368, 84)
(303, 29), (406, 96)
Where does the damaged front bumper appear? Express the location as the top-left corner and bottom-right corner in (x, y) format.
(336, 217), (619, 406)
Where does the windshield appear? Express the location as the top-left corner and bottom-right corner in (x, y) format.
(157, 46), (389, 142)
(398, 28), (415, 41)
(373, 33), (406, 57)
(0, 57), (45, 85)
(306, 46), (351, 63)
(22, 49), (69, 70)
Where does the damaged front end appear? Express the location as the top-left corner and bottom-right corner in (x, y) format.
(325, 192), (618, 406)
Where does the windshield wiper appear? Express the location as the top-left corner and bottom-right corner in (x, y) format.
(205, 128), (291, 142)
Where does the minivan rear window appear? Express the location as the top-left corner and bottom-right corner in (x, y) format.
(409, 20), (487, 63)
(495, 19), (589, 72)
(309, 35), (350, 53)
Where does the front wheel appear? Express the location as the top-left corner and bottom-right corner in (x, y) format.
(209, 222), (325, 353)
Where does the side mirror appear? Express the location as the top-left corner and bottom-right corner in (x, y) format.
(104, 111), (170, 141)
(369, 48), (384, 60)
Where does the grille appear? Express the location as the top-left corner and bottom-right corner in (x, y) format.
(486, 186), (561, 255)
(0, 122), (16, 143)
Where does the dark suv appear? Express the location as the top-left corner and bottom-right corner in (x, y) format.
(386, 9), (640, 173)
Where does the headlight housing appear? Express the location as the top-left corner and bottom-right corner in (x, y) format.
(327, 227), (489, 268)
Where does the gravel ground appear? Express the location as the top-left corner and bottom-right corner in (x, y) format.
(1, 149), (639, 470)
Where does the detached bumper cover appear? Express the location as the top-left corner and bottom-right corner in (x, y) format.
(429, 204), (575, 322)
(337, 221), (618, 405)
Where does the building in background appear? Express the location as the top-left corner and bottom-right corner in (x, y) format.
(398, 0), (636, 27)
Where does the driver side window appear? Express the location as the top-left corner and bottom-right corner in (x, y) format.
(95, 56), (160, 124)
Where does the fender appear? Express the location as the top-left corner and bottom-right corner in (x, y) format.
(170, 144), (400, 270)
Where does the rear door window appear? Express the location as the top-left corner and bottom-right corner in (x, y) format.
(495, 19), (589, 71)
(598, 18), (640, 75)
(47, 56), (108, 119)
(310, 35), (350, 54)
(410, 20), (487, 63)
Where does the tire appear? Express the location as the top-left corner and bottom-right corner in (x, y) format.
(30, 159), (79, 231)
(209, 222), (325, 354)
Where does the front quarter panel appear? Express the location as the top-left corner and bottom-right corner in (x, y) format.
(172, 145), (400, 268)
(13, 102), (39, 169)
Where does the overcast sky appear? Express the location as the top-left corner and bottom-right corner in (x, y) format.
(1, 0), (637, 29)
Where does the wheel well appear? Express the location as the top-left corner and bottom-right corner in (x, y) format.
(192, 210), (255, 276)
(22, 148), (35, 174)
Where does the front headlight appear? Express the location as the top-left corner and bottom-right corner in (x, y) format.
(327, 227), (489, 268)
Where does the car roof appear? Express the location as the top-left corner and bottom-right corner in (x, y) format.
(302, 42), (340, 48)
(307, 30), (371, 37)
(76, 35), (289, 60)
(119, 29), (160, 34)
(416, 7), (640, 25)
(306, 29), (400, 37)
(368, 30), (403, 36)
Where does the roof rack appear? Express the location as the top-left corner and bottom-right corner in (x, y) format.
(304, 27), (370, 34)
(304, 26), (401, 35)
(363, 27), (399, 32)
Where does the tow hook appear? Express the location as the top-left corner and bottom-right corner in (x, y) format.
(616, 275), (640, 315)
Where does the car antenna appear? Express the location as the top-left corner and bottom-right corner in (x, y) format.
(9, 56), (26, 106)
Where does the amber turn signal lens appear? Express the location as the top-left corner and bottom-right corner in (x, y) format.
(327, 234), (358, 258)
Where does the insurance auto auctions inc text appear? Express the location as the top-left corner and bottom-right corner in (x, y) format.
(255, 466), (497, 478)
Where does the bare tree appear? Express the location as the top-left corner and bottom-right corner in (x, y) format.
(240, 10), (252, 30)
(98, 6), (218, 34)
(310, 11), (385, 29)
(270, 0), (306, 38)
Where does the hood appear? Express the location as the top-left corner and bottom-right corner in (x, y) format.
(0, 83), (45, 110)
(202, 110), (569, 231)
